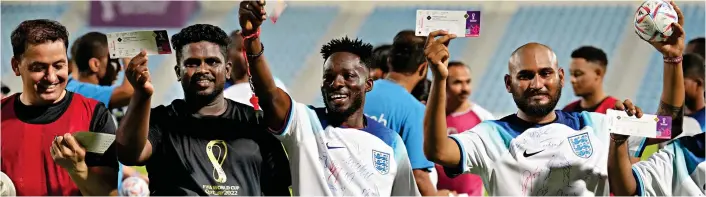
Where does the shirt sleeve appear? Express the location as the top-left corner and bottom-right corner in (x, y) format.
(391, 136), (421, 196)
(275, 97), (318, 146)
(400, 105), (434, 170)
(443, 123), (496, 178)
(628, 136), (649, 158)
(631, 143), (677, 196)
(85, 102), (118, 168)
(70, 82), (116, 108)
(274, 78), (289, 93)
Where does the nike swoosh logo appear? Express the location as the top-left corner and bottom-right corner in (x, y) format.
(523, 150), (544, 157)
(326, 142), (345, 149)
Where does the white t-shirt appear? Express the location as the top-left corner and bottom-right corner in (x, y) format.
(445, 111), (611, 196)
(223, 78), (288, 107)
(631, 131), (705, 196)
(277, 102), (420, 196)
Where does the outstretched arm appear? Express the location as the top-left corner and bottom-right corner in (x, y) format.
(608, 2), (686, 195)
(422, 30), (461, 166)
(239, 0), (292, 132)
(116, 51), (155, 165)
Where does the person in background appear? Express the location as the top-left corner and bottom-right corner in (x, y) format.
(1, 83), (9, 99)
(1, 19), (121, 196)
(681, 53), (705, 130)
(116, 24), (291, 196)
(66, 32), (134, 109)
(224, 29), (288, 104)
(563, 46), (618, 114)
(364, 30), (437, 196)
(686, 37), (704, 58)
(412, 78), (431, 104)
(69, 36), (81, 79)
(370, 44), (392, 80)
(434, 61), (494, 196)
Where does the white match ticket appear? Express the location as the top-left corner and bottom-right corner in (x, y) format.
(73, 132), (116, 154)
(415, 10), (481, 37)
(606, 109), (672, 139)
(106, 30), (172, 59)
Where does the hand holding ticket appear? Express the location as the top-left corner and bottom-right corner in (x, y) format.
(73, 132), (116, 154)
(416, 10), (481, 37)
(606, 109), (672, 139)
(107, 30), (172, 59)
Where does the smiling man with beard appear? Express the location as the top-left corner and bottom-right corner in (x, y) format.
(115, 24), (291, 196)
(422, 25), (685, 195)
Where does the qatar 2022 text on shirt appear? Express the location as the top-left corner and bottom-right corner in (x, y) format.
(444, 110), (623, 196)
(275, 99), (420, 196)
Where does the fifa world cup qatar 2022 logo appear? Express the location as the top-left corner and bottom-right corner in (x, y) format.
(206, 140), (228, 183)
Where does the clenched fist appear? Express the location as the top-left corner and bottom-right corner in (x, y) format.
(239, 0), (267, 36)
(125, 50), (153, 96)
(424, 30), (457, 79)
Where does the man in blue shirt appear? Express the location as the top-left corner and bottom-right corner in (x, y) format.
(364, 30), (436, 195)
(66, 32), (133, 109)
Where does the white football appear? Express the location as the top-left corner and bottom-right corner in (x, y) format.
(633, 0), (679, 42)
(119, 176), (150, 197)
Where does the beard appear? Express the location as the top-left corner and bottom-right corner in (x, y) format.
(512, 85), (562, 117)
(321, 88), (364, 118)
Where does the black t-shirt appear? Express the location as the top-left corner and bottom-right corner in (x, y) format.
(145, 99), (291, 196)
(12, 91), (118, 167)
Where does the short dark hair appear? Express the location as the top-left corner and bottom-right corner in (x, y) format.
(683, 53), (705, 82)
(448, 61), (467, 69)
(11, 19), (69, 58)
(389, 30), (426, 73)
(371, 44), (392, 73)
(320, 36), (374, 68)
(74, 32), (108, 73)
(171, 24), (231, 63)
(571, 46), (608, 68)
(70, 37), (81, 62)
(688, 37), (705, 58)
(411, 78), (431, 102)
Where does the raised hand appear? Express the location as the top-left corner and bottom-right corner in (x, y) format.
(424, 30), (457, 78)
(239, 0), (267, 35)
(124, 50), (153, 96)
(648, 1), (685, 57)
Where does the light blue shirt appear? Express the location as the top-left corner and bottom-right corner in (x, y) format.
(65, 77), (116, 108)
(364, 79), (434, 170)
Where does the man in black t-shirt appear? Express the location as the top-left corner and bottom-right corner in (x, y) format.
(116, 24), (291, 196)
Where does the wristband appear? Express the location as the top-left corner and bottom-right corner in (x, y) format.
(610, 134), (628, 144)
(663, 56), (683, 64)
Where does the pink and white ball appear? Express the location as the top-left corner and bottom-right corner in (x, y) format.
(633, 0), (679, 42)
(119, 176), (150, 197)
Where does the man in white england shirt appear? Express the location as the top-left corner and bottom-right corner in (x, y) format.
(421, 23), (686, 195)
(238, 1), (419, 196)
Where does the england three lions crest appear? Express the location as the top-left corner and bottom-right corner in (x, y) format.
(372, 150), (390, 175)
(568, 133), (593, 158)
